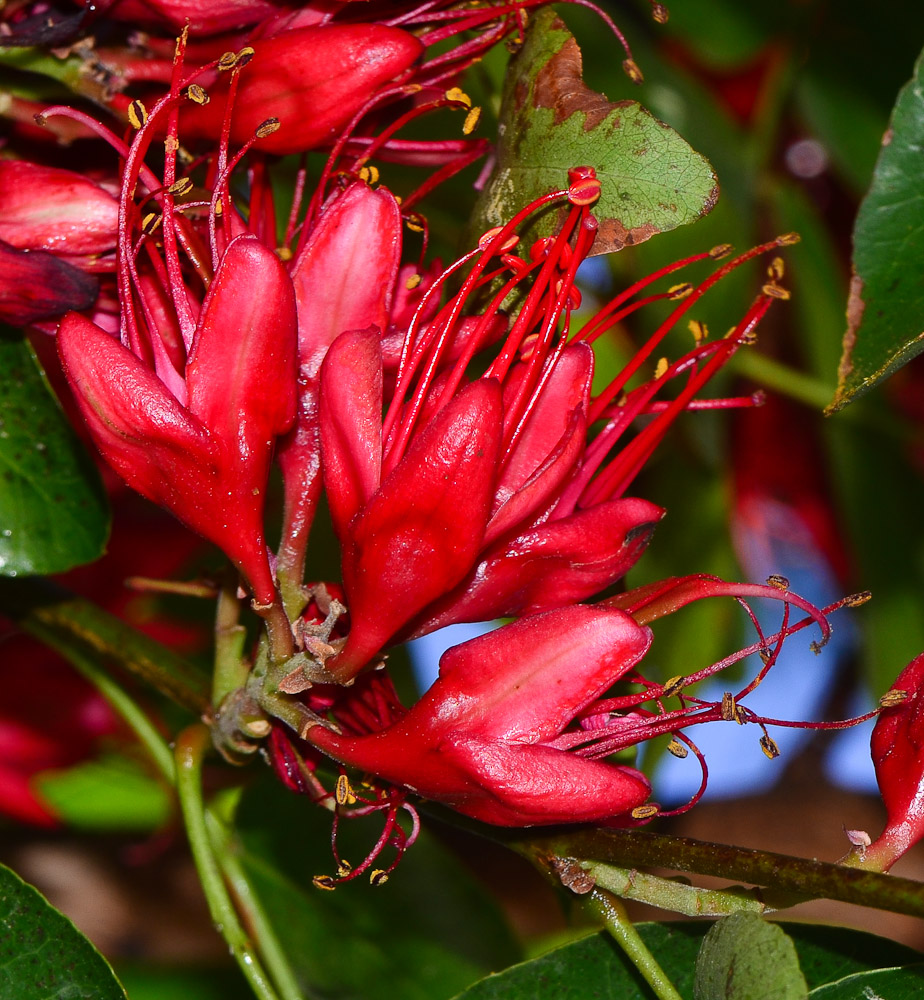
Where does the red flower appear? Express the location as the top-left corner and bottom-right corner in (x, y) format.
(858, 653), (924, 871)
(58, 235), (296, 605)
(306, 605), (653, 826)
(317, 169), (796, 679)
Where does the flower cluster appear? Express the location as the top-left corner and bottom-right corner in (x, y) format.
(0, 0), (885, 880)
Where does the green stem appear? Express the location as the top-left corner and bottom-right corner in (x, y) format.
(213, 572), (250, 708)
(175, 725), (282, 1000)
(586, 889), (684, 1000)
(206, 810), (304, 1000)
(522, 828), (924, 919)
(0, 577), (209, 714)
(38, 635), (175, 785)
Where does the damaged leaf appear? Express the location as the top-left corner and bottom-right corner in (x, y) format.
(471, 8), (718, 256)
(828, 45), (924, 412)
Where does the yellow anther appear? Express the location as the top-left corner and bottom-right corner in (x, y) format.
(667, 739), (688, 759)
(141, 212), (162, 235)
(709, 243), (733, 259)
(235, 46), (256, 68)
(766, 574), (790, 590)
(186, 83), (209, 105)
(688, 319), (708, 343)
(312, 875), (337, 891)
(776, 232), (800, 246)
(654, 357), (669, 380)
(880, 689), (910, 708)
(168, 177), (193, 196)
(335, 773), (356, 805)
(721, 691), (736, 722)
(650, 2), (669, 23)
(358, 165), (379, 185)
(370, 869), (389, 886)
(845, 590), (872, 607)
(405, 216), (425, 233)
(445, 86), (471, 108)
(255, 118), (280, 138)
(760, 734), (781, 759)
(275, 246), (293, 262)
(768, 256), (785, 281)
(623, 58), (644, 84)
(662, 675), (685, 697)
(336, 860), (353, 877)
(218, 50), (237, 71)
(762, 282), (790, 300)
(404, 273), (421, 290)
(127, 99), (148, 129)
(463, 107), (481, 135)
(164, 136), (180, 154)
(631, 804), (659, 820)
(667, 282), (693, 300)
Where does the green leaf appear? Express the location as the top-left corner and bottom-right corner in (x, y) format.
(232, 776), (521, 1000)
(35, 754), (172, 832)
(451, 926), (702, 1000)
(471, 7), (717, 256)
(0, 862), (126, 1000)
(694, 914), (807, 999)
(809, 965), (924, 998)
(451, 923), (920, 1000)
(0, 331), (109, 575)
(829, 45), (924, 411)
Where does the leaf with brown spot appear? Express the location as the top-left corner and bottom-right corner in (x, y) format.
(828, 45), (924, 412)
(471, 8), (718, 256)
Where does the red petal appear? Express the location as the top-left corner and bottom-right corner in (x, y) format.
(416, 498), (664, 633)
(187, 234), (297, 448)
(435, 737), (650, 826)
(331, 379), (502, 678)
(319, 327), (383, 540)
(292, 182), (402, 379)
(433, 606), (652, 742)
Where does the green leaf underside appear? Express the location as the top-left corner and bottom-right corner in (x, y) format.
(808, 966), (924, 998)
(471, 7), (717, 256)
(451, 923), (921, 999)
(35, 754), (172, 832)
(829, 44), (924, 411)
(0, 331), (109, 575)
(0, 862), (126, 1000)
(694, 913), (807, 999)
